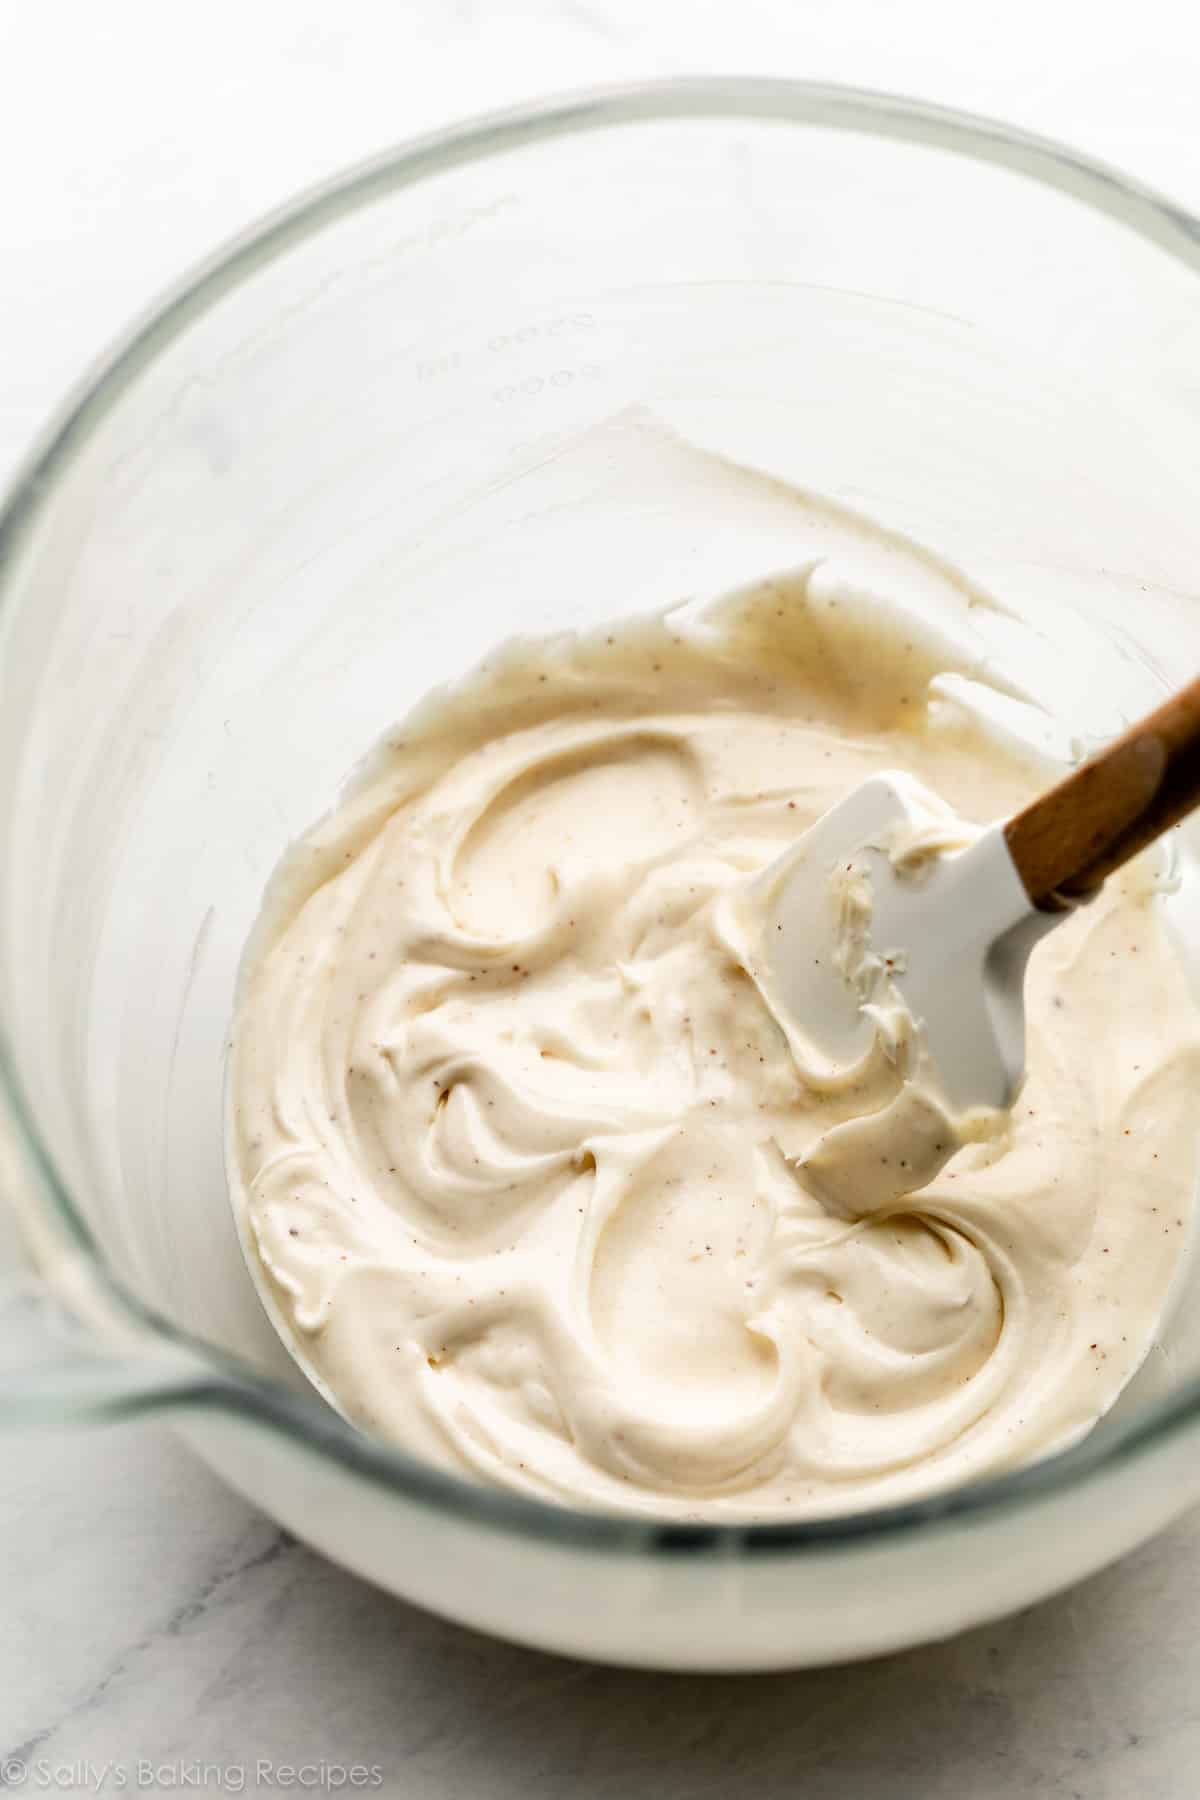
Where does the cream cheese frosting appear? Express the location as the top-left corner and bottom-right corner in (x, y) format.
(228, 540), (1200, 1522)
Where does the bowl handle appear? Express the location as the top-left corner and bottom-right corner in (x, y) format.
(0, 1269), (226, 1427)
(0, 1091), (224, 1425)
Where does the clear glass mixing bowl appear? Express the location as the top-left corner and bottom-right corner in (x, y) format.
(3, 79), (1200, 1672)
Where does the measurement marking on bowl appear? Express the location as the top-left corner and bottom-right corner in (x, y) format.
(417, 317), (598, 386)
(493, 363), (604, 404)
(488, 314), (596, 353)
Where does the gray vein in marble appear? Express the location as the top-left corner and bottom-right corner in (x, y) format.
(4, 1520), (297, 1768)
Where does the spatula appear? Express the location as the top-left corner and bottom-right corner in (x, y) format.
(758, 675), (1200, 1119)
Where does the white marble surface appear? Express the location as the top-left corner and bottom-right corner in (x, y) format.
(4, 1), (1200, 1792)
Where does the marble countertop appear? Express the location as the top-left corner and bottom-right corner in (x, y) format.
(4, 2), (1200, 1792)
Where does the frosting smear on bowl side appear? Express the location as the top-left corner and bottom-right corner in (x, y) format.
(228, 541), (1200, 1521)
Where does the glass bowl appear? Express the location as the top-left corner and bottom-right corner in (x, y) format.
(3, 78), (1200, 1672)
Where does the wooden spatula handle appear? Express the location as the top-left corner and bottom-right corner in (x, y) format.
(1004, 675), (1200, 907)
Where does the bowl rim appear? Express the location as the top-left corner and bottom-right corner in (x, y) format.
(4, 74), (1200, 1558)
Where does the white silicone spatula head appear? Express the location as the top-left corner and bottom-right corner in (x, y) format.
(759, 673), (1200, 1122)
(758, 772), (1049, 1116)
